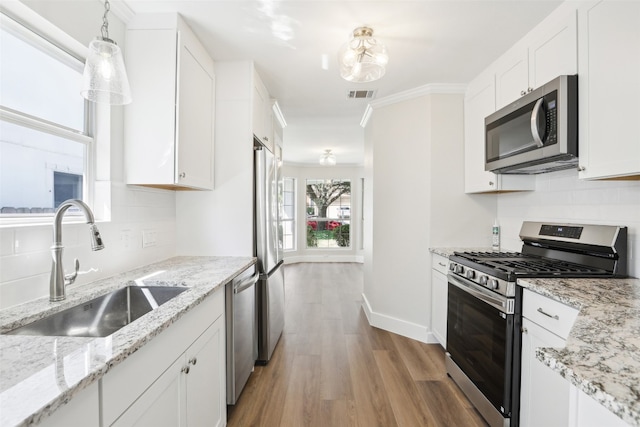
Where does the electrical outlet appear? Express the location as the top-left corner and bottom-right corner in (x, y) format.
(120, 229), (132, 250)
(142, 230), (157, 248)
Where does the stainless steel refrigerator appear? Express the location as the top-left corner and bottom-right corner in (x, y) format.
(254, 137), (285, 363)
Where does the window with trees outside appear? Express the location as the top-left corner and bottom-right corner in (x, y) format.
(281, 177), (295, 251)
(0, 12), (91, 218)
(306, 179), (351, 248)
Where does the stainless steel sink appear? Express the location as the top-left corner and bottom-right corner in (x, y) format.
(4, 286), (188, 337)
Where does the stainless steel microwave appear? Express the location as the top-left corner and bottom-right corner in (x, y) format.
(485, 75), (578, 174)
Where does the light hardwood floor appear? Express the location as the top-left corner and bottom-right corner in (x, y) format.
(227, 262), (487, 427)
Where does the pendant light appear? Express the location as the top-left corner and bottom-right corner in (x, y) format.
(81, 0), (132, 105)
(338, 26), (388, 83)
(319, 149), (337, 166)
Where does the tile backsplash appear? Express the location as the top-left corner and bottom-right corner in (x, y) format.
(497, 169), (640, 278)
(0, 183), (176, 309)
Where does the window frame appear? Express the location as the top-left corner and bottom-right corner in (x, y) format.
(305, 178), (351, 250)
(281, 176), (296, 252)
(0, 3), (103, 227)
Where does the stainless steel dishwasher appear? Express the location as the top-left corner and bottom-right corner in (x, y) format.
(226, 264), (259, 405)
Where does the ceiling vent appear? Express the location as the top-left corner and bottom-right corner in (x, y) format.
(347, 90), (376, 99)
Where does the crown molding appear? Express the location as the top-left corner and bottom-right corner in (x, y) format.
(359, 82), (468, 126)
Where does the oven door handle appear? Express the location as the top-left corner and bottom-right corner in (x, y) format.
(448, 274), (513, 314)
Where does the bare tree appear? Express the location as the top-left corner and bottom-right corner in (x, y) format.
(306, 180), (351, 231)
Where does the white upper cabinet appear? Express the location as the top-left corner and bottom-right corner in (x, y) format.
(577, 0), (640, 180)
(125, 14), (215, 190)
(253, 72), (273, 149)
(495, 7), (578, 110)
(494, 49), (529, 110)
(529, 9), (578, 89)
(464, 4), (578, 193)
(464, 69), (535, 193)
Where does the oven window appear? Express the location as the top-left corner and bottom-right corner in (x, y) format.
(447, 282), (513, 414)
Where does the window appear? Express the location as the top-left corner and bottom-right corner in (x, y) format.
(0, 11), (92, 217)
(281, 177), (295, 251)
(306, 179), (351, 248)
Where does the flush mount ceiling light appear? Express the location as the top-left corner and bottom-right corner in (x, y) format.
(81, 0), (132, 105)
(338, 26), (388, 83)
(319, 149), (337, 166)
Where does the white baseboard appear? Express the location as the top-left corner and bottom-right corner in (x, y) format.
(284, 254), (364, 264)
(361, 293), (439, 344)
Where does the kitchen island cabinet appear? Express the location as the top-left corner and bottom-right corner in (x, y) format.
(576, 0), (640, 180)
(125, 14), (215, 190)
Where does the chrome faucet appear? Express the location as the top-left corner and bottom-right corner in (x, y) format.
(50, 199), (104, 302)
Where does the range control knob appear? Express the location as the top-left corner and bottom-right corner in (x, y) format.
(479, 275), (488, 286)
(455, 265), (465, 274)
(449, 263), (456, 272)
(489, 279), (499, 290)
(465, 270), (475, 280)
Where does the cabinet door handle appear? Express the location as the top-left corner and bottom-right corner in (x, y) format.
(179, 172), (186, 179)
(181, 365), (190, 374)
(189, 357), (197, 366)
(489, 181), (495, 186)
(521, 326), (528, 334)
(537, 307), (559, 320)
(577, 165), (586, 172)
(521, 90), (526, 96)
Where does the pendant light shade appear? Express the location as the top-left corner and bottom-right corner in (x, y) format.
(81, 38), (131, 105)
(81, 0), (132, 105)
(319, 149), (337, 166)
(338, 26), (388, 83)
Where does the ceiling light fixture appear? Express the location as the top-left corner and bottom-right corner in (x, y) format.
(81, 0), (132, 105)
(319, 149), (336, 166)
(338, 26), (388, 83)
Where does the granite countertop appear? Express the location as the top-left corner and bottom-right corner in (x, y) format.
(429, 247), (494, 258)
(0, 256), (256, 427)
(519, 277), (640, 426)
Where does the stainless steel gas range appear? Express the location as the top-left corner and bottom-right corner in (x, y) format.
(445, 221), (627, 427)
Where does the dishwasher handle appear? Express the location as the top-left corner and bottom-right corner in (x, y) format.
(234, 272), (260, 294)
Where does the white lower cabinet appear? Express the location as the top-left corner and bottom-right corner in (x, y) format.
(39, 383), (100, 427)
(568, 384), (629, 427)
(430, 253), (448, 348)
(520, 318), (571, 427)
(111, 319), (225, 427)
(520, 288), (578, 427)
(103, 288), (226, 427)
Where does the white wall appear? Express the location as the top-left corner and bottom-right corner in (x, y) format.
(363, 91), (497, 343)
(0, 1), (177, 309)
(497, 170), (640, 277)
(281, 164), (364, 263)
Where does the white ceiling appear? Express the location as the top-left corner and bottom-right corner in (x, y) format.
(120, 0), (563, 166)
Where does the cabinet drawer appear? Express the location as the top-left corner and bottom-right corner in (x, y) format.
(523, 289), (579, 339)
(432, 254), (449, 275)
